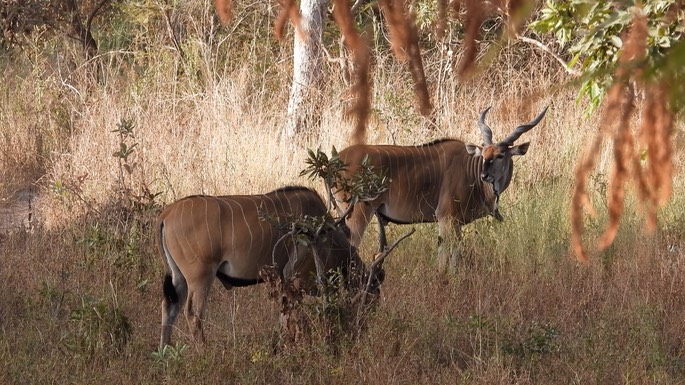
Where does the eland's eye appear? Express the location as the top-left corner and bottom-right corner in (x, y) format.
(496, 154), (505, 159)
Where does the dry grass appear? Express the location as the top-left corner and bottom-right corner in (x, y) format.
(1, 4), (685, 384)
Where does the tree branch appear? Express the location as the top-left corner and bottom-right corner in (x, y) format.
(163, 7), (185, 60)
(362, 227), (415, 297)
(517, 35), (581, 76)
(85, 0), (110, 35)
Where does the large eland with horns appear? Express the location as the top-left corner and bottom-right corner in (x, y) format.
(334, 106), (548, 270)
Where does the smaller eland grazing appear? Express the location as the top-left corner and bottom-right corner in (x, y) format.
(334, 106), (548, 268)
(157, 186), (392, 348)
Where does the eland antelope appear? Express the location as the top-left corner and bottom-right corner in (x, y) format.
(157, 186), (389, 348)
(334, 106), (548, 268)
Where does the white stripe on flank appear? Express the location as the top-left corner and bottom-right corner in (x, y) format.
(180, 199), (198, 262)
(202, 196), (213, 256)
(236, 199), (253, 257)
(223, 198), (236, 257)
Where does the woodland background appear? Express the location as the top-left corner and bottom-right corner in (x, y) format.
(2, 0), (685, 384)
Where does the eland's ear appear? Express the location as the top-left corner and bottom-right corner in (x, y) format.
(465, 143), (482, 156)
(510, 142), (530, 156)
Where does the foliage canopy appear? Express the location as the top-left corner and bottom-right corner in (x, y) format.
(530, 0), (685, 112)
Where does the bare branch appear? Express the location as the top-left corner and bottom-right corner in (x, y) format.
(272, 223), (299, 266)
(85, 0), (109, 35)
(332, 200), (355, 229)
(163, 7), (185, 60)
(321, 43), (345, 65)
(312, 248), (326, 286)
(370, 228), (415, 271)
(362, 228), (415, 298)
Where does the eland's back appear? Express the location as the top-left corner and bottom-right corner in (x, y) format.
(337, 140), (489, 227)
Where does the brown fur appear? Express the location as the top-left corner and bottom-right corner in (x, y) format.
(481, 145), (501, 160)
(213, 0), (232, 24)
(274, 0), (301, 41)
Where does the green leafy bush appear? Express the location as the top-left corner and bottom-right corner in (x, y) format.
(531, 0), (685, 112)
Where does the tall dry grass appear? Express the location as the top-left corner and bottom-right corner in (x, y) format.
(1, 3), (685, 384)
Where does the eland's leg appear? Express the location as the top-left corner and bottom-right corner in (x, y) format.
(437, 216), (462, 273)
(344, 202), (376, 248)
(160, 272), (188, 349)
(448, 226), (463, 271)
(375, 211), (388, 253)
(184, 271), (214, 345)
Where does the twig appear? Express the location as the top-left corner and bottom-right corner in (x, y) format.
(86, 0), (110, 35)
(321, 43), (345, 65)
(362, 227), (415, 298)
(272, 223), (299, 267)
(332, 199), (355, 229)
(164, 7), (186, 60)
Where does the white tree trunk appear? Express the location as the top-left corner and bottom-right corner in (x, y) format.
(282, 0), (328, 142)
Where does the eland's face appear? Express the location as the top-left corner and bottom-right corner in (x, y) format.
(479, 145), (507, 185)
(465, 106), (545, 196)
(467, 141), (530, 196)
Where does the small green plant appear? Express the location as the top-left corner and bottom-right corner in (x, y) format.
(112, 119), (137, 169)
(111, 118), (162, 212)
(136, 279), (149, 293)
(259, 148), (402, 348)
(75, 222), (107, 252)
(151, 343), (189, 367)
(48, 173), (97, 213)
(74, 222), (111, 269)
(112, 118), (138, 200)
(305, 268), (356, 345)
(503, 322), (561, 358)
(300, 147), (389, 213)
(114, 221), (143, 270)
(38, 281), (64, 318)
(62, 294), (133, 360)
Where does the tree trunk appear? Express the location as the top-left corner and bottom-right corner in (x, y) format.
(282, 0), (328, 142)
